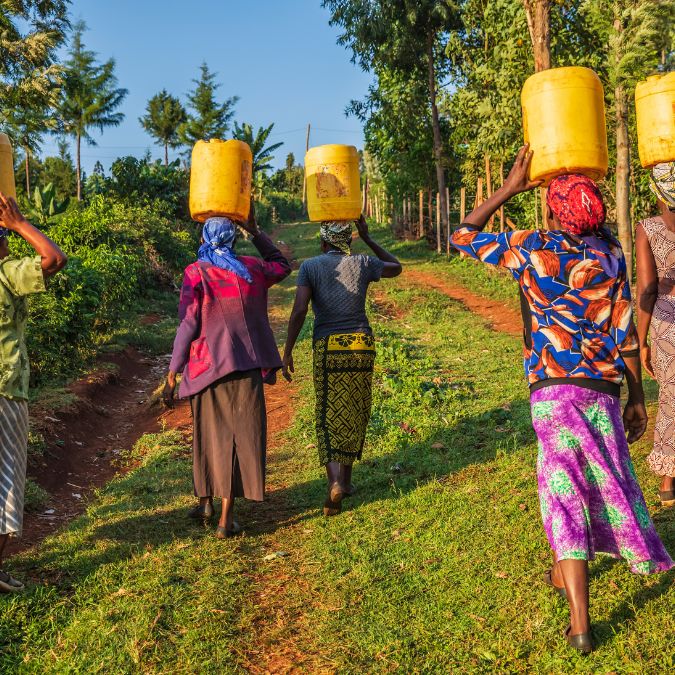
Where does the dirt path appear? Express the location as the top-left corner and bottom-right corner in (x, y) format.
(9, 346), (172, 556)
(404, 268), (522, 337)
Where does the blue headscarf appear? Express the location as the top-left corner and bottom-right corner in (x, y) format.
(0, 227), (8, 239)
(197, 217), (252, 283)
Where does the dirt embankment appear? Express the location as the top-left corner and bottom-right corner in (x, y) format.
(8, 347), (173, 556)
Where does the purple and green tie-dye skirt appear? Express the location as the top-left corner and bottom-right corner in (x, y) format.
(531, 385), (673, 574)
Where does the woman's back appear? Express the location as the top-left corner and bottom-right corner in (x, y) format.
(297, 253), (384, 339)
(641, 216), (675, 300)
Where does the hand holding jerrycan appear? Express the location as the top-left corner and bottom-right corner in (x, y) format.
(521, 66), (608, 185)
(189, 139), (252, 223)
(635, 72), (675, 168)
(0, 133), (17, 201)
(305, 144), (361, 222)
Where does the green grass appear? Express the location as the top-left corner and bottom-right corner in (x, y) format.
(2, 221), (672, 673)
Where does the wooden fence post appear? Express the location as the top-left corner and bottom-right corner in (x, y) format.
(445, 186), (451, 256)
(418, 190), (424, 239)
(485, 155), (494, 230)
(460, 187), (466, 224)
(499, 161), (505, 232)
(436, 192), (441, 253)
(427, 190), (433, 242)
(474, 178), (484, 210)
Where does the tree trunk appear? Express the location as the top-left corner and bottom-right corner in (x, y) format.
(165, 143), (169, 167)
(615, 83), (632, 275)
(24, 150), (30, 195)
(427, 32), (448, 233)
(76, 133), (82, 201)
(523, 1), (551, 224)
(522, 0), (551, 71)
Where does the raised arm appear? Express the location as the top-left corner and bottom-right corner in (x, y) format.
(463, 145), (542, 231)
(0, 193), (67, 278)
(635, 223), (657, 378)
(355, 215), (402, 278)
(282, 285), (312, 382)
(239, 198), (291, 284)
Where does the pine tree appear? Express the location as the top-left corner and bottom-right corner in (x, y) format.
(140, 90), (187, 166)
(56, 21), (128, 200)
(233, 122), (283, 175)
(0, 1), (69, 193)
(179, 63), (238, 146)
(4, 90), (57, 194)
(0, 1), (69, 102)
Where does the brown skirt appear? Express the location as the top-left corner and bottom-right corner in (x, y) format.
(190, 369), (266, 501)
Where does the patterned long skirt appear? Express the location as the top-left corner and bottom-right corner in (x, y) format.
(0, 396), (29, 537)
(648, 311), (675, 476)
(313, 332), (376, 466)
(531, 385), (673, 574)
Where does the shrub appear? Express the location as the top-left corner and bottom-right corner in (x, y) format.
(7, 195), (199, 386)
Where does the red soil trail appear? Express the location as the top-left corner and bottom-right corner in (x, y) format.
(404, 268), (523, 337)
(8, 346), (173, 556)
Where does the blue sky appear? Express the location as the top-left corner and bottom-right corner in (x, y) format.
(40, 0), (372, 175)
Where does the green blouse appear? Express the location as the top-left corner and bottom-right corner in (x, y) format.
(0, 256), (46, 400)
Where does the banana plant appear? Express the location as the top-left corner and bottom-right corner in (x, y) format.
(30, 183), (70, 226)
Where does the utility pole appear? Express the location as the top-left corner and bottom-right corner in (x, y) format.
(302, 123), (311, 215)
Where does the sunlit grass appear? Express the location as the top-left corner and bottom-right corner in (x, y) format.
(2, 221), (672, 673)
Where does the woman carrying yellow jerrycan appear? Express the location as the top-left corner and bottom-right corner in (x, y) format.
(451, 146), (673, 655)
(283, 144), (402, 517)
(164, 140), (291, 539)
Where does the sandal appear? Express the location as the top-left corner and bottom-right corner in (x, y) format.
(543, 568), (567, 600)
(323, 496), (342, 517)
(565, 624), (593, 655)
(659, 490), (675, 507)
(0, 570), (24, 593)
(329, 481), (346, 504)
(215, 521), (241, 539)
(188, 501), (214, 520)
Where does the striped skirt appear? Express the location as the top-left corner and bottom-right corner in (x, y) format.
(0, 396), (29, 537)
(313, 332), (376, 466)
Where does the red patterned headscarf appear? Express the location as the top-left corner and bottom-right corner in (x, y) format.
(546, 174), (606, 235)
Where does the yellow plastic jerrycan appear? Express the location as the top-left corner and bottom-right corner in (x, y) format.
(189, 139), (252, 223)
(0, 133), (17, 201)
(521, 66), (608, 185)
(305, 144), (361, 222)
(635, 72), (675, 168)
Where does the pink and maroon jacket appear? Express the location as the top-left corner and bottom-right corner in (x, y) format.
(169, 231), (291, 398)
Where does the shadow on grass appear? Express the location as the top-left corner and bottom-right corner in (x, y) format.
(8, 394), (673, 663)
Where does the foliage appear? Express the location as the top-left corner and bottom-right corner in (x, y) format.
(28, 182), (69, 226)
(269, 152), (304, 197)
(9, 195), (198, 384)
(179, 63), (238, 146)
(0, 0), (69, 102)
(56, 21), (128, 199)
(140, 90), (187, 165)
(233, 121), (284, 174)
(350, 65), (437, 202)
(40, 141), (78, 199)
(91, 155), (190, 220)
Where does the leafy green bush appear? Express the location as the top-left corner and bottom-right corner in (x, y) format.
(84, 156), (190, 220)
(7, 195), (199, 386)
(26, 258), (103, 380)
